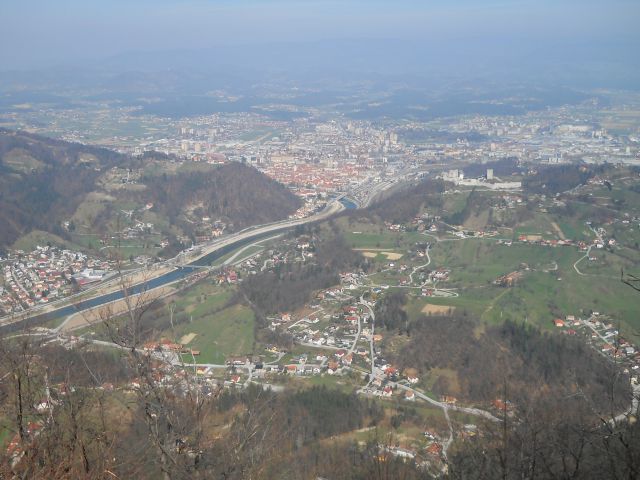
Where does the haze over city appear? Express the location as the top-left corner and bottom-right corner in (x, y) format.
(0, 1), (640, 478)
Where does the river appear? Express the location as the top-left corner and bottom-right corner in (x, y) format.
(0, 199), (357, 333)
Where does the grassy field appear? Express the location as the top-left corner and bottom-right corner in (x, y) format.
(442, 191), (471, 217)
(344, 220), (640, 337)
(172, 284), (233, 315)
(431, 240), (562, 285)
(346, 231), (405, 250)
(305, 374), (357, 393)
(101, 240), (162, 261)
(430, 239), (639, 333)
(11, 230), (81, 252)
(221, 245), (265, 266)
(79, 281), (255, 364)
(173, 303), (255, 365)
(69, 233), (103, 251)
(406, 288), (495, 319)
(341, 220), (429, 253)
(553, 217), (592, 241)
(512, 212), (559, 240)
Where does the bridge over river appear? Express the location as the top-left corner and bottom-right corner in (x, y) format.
(0, 198), (356, 334)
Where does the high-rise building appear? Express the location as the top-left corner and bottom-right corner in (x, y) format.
(487, 168), (494, 180)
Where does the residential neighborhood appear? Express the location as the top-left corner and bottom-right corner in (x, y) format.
(0, 245), (114, 315)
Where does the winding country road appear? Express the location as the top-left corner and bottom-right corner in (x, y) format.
(573, 245), (592, 276)
(408, 244), (431, 285)
(358, 296), (376, 380)
(356, 293), (498, 459)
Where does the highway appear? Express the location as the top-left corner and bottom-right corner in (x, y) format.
(0, 200), (347, 333)
(0, 169), (413, 334)
(175, 199), (344, 267)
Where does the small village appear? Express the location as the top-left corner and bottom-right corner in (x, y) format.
(554, 313), (640, 374)
(0, 150), (638, 475)
(0, 245), (114, 315)
(1, 4), (639, 474)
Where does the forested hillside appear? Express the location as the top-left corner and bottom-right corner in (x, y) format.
(388, 311), (629, 411)
(523, 164), (595, 194)
(343, 178), (445, 225)
(0, 129), (127, 247)
(140, 162), (301, 232)
(0, 129), (300, 251)
(241, 232), (368, 316)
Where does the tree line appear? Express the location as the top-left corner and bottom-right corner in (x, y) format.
(388, 312), (629, 411)
(240, 233), (368, 318)
(139, 162), (301, 238)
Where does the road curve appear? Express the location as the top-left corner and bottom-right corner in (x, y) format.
(0, 201), (345, 333)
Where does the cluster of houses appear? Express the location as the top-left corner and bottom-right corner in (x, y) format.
(496, 193), (524, 209)
(372, 406), (457, 469)
(378, 428), (449, 471)
(429, 267), (451, 283)
(211, 246), (292, 286)
(0, 246), (113, 315)
(513, 232), (625, 265)
(387, 213), (497, 238)
(410, 213), (441, 233)
(193, 218), (226, 244)
(271, 303), (366, 352)
(4, 377), (83, 465)
(262, 162), (369, 197)
(516, 234), (580, 247)
(515, 223), (620, 253)
(491, 398), (515, 416)
(553, 313), (640, 374)
(212, 267), (240, 285)
(418, 268), (452, 296)
(494, 270), (523, 287)
(143, 338), (188, 354)
(265, 299), (406, 385)
(450, 229), (499, 239)
(120, 221), (155, 240)
(288, 196), (328, 220)
(385, 221), (406, 233)
(337, 272), (361, 289)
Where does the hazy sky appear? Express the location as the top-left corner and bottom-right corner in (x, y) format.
(1, 0), (639, 70)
